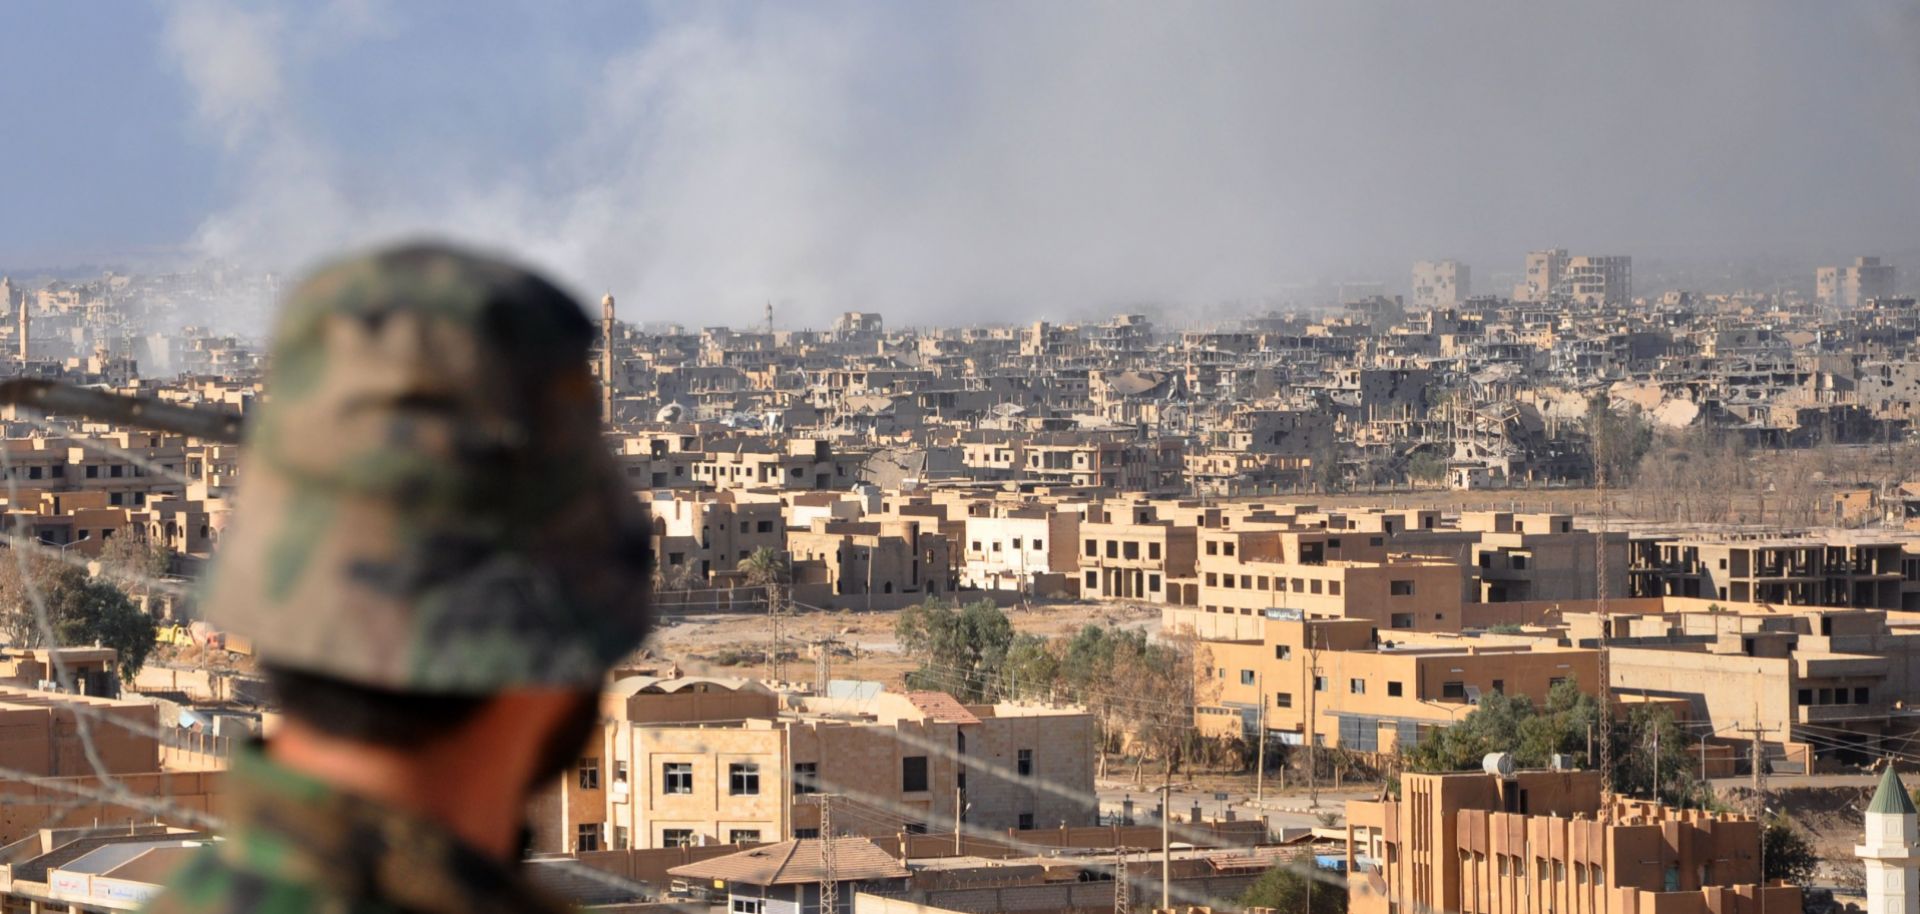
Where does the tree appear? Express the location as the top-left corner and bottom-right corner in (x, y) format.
(1239, 861), (1347, 914)
(1762, 815), (1818, 885)
(895, 599), (1013, 703)
(1406, 451), (1447, 486)
(1609, 704), (1707, 807)
(1586, 395), (1653, 485)
(999, 633), (1058, 701)
(95, 533), (173, 607)
(0, 555), (156, 681)
(737, 546), (789, 589)
(1405, 679), (1598, 773)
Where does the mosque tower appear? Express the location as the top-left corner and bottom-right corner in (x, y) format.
(600, 293), (616, 426)
(1859, 765), (1920, 914)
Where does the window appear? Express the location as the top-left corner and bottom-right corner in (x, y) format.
(578, 758), (601, 790)
(1275, 692), (1293, 708)
(729, 829), (763, 844)
(732, 900), (764, 914)
(1330, 581), (1342, 596)
(1513, 555), (1528, 570)
(1106, 541), (1118, 559)
(1148, 574), (1161, 592)
(1350, 678), (1365, 695)
(663, 829), (695, 848)
(730, 762), (761, 795)
(1206, 541), (1218, 556)
(1858, 687), (1871, 704)
(1387, 681), (1403, 697)
(663, 762), (693, 794)
(791, 762), (819, 794)
(1018, 813), (1035, 830)
(1241, 669), (1256, 685)
(1148, 542), (1161, 560)
(1032, 539), (1043, 551)
(1085, 539), (1097, 557)
(794, 828), (820, 839)
(1390, 580), (1415, 596)
(1275, 645), (1292, 660)
(1796, 688), (1812, 705)
(1018, 748), (1034, 776)
(614, 825), (629, 850)
(1086, 571), (1097, 587)
(1442, 681), (1466, 699)
(576, 824), (600, 852)
(1314, 675), (1328, 692)
(1370, 536), (1384, 547)
(614, 760), (629, 783)
(1311, 579), (1322, 594)
(1491, 680), (1504, 694)
(902, 756), (930, 792)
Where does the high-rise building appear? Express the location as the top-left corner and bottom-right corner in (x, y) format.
(1515, 249), (1569, 302)
(1412, 260), (1471, 307)
(1817, 256), (1897, 307)
(1564, 255), (1632, 305)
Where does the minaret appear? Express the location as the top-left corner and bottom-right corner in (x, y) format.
(600, 293), (616, 426)
(1858, 765), (1920, 914)
(14, 281), (27, 364)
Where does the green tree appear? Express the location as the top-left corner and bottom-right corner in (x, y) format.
(1406, 451), (1447, 485)
(1609, 704), (1707, 807)
(1405, 679), (1598, 773)
(1762, 815), (1818, 885)
(0, 553), (156, 681)
(737, 546), (789, 588)
(1586, 395), (1653, 485)
(1239, 861), (1347, 914)
(999, 633), (1059, 701)
(895, 599), (1013, 702)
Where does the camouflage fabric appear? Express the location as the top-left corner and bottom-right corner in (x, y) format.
(200, 243), (651, 692)
(141, 745), (573, 914)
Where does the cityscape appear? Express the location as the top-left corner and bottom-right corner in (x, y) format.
(7, 4), (1920, 914)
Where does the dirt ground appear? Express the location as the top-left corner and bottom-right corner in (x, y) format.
(644, 600), (1163, 686)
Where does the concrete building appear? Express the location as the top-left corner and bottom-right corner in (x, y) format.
(1347, 769), (1797, 914)
(1565, 255), (1633, 305)
(1077, 503), (1196, 604)
(1413, 260), (1472, 307)
(533, 677), (1097, 854)
(1192, 616), (1599, 752)
(1517, 249), (1570, 302)
(957, 508), (1080, 596)
(650, 490), (788, 586)
(788, 516), (954, 608)
(1819, 256), (1898, 308)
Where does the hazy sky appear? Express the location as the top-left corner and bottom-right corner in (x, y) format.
(4, 1), (1920, 326)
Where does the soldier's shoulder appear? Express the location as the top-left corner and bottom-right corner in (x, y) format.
(140, 846), (390, 914)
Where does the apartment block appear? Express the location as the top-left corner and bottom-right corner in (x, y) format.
(533, 678), (1096, 854)
(1817, 256), (1897, 308)
(1346, 770), (1795, 914)
(1077, 503), (1196, 603)
(788, 516), (954, 607)
(957, 508), (1080, 595)
(1194, 616), (1598, 752)
(649, 490), (788, 585)
(1413, 260), (1471, 308)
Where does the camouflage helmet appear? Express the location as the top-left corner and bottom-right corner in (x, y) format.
(202, 242), (651, 693)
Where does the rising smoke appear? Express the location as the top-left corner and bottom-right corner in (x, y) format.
(158, 1), (1920, 328)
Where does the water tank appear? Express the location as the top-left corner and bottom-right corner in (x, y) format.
(1483, 752), (1516, 778)
(1549, 753), (1576, 771)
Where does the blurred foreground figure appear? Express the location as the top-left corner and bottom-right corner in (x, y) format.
(144, 244), (653, 913)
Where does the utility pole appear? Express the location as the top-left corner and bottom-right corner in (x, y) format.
(768, 574), (786, 682)
(819, 795), (837, 914)
(1113, 848), (1130, 914)
(814, 637), (837, 695)
(954, 784), (964, 856)
(1255, 669), (1267, 804)
(1160, 785), (1172, 912)
(1652, 723), (1661, 806)
(1595, 456), (1614, 821)
(1307, 626), (1323, 809)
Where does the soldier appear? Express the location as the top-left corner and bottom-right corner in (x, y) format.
(143, 243), (653, 913)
